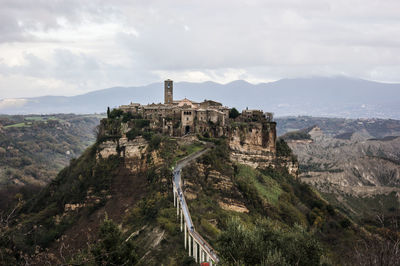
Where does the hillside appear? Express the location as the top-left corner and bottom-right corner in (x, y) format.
(1, 111), (398, 265)
(0, 114), (101, 189)
(276, 116), (400, 231)
(275, 116), (400, 137)
(2, 77), (400, 119)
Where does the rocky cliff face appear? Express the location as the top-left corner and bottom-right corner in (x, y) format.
(97, 136), (150, 174)
(227, 122), (299, 176)
(229, 123), (276, 169)
(290, 134), (400, 195)
(287, 129), (400, 220)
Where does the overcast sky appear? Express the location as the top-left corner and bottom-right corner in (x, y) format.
(0, 0), (399, 98)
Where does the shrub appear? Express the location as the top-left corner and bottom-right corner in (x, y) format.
(217, 218), (323, 265)
(109, 108), (123, 119)
(276, 138), (292, 157)
(122, 112), (133, 123)
(142, 131), (153, 141)
(182, 256), (197, 266)
(134, 119), (150, 128)
(229, 107), (240, 119)
(149, 134), (162, 150)
(283, 131), (311, 140)
(126, 128), (140, 140)
(91, 217), (137, 265)
(340, 218), (351, 228)
(326, 204), (335, 216)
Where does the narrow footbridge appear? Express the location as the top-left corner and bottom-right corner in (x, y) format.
(172, 148), (219, 265)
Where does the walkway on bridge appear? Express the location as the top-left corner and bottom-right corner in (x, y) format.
(172, 147), (219, 265)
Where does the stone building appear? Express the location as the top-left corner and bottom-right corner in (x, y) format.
(119, 80), (277, 156)
(120, 80), (230, 136)
(111, 79), (292, 172)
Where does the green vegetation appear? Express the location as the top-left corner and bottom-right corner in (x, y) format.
(4, 122), (31, 128)
(235, 164), (282, 205)
(229, 107), (240, 119)
(299, 163), (344, 173)
(0, 144), (122, 258)
(181, 139), (365, 265)
(108, 108), (124, 119)
(0, 126), (200, 264)
(69, 217), (139, 265)
(172, 142), (204, 166)
(282, 130), (312, 140)
(2, 116), (64, 128)
(1, 110), (397, 265)
(276, 138), (292, 157)
(322, 191), (400, 226)
(99, 108), (154, 145)
(217, 218), (323, 265)
(91, 217), (138, 265)
(0, 114), (100, 188)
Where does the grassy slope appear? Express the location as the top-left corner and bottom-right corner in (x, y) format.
(181, 140), (364, 265)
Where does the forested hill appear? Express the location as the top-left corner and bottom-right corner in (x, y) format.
(0, 114), (101, 188)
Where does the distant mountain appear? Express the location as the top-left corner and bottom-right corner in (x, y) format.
(1, 76), (400, 118)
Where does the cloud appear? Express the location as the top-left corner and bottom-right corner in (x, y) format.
(0, 0), (400, 98)
(0, 98), (28, 110)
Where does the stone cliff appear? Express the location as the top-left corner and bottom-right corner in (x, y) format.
(228, 121), (298, 176)
(229, 122), (276, 169)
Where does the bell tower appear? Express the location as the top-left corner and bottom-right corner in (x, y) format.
(164, 79), (173, 104)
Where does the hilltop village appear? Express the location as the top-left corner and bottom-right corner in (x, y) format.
(108, 80), (283, 171)
(120, 80), (274, 137)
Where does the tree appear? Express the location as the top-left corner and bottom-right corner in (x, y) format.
(217, 218), (323, 265)
(91, 217), (137, 265)
(276, 138), (292, 157)
(107, 107), (110, 118)
(109, 108), (123, 119)
(229, 108), (240, 119)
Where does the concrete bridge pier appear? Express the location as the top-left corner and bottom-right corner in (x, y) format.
(199, 248), (202, 262)
(176, 196), (179, 217)
(180, 208), (183, 232)
(194, 240), (198, 262)
(173, 188), (176, 207)
(184, 221), (187, 249)
(188, 235), (192, 256)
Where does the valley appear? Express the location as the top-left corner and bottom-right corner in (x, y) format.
(277, 116), (400, 224)
(0, 114), (102, 187)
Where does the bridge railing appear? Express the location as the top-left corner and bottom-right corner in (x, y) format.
(172, 162), (219, 265)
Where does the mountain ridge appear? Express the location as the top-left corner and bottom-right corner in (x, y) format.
(1, 76), (400, 118)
